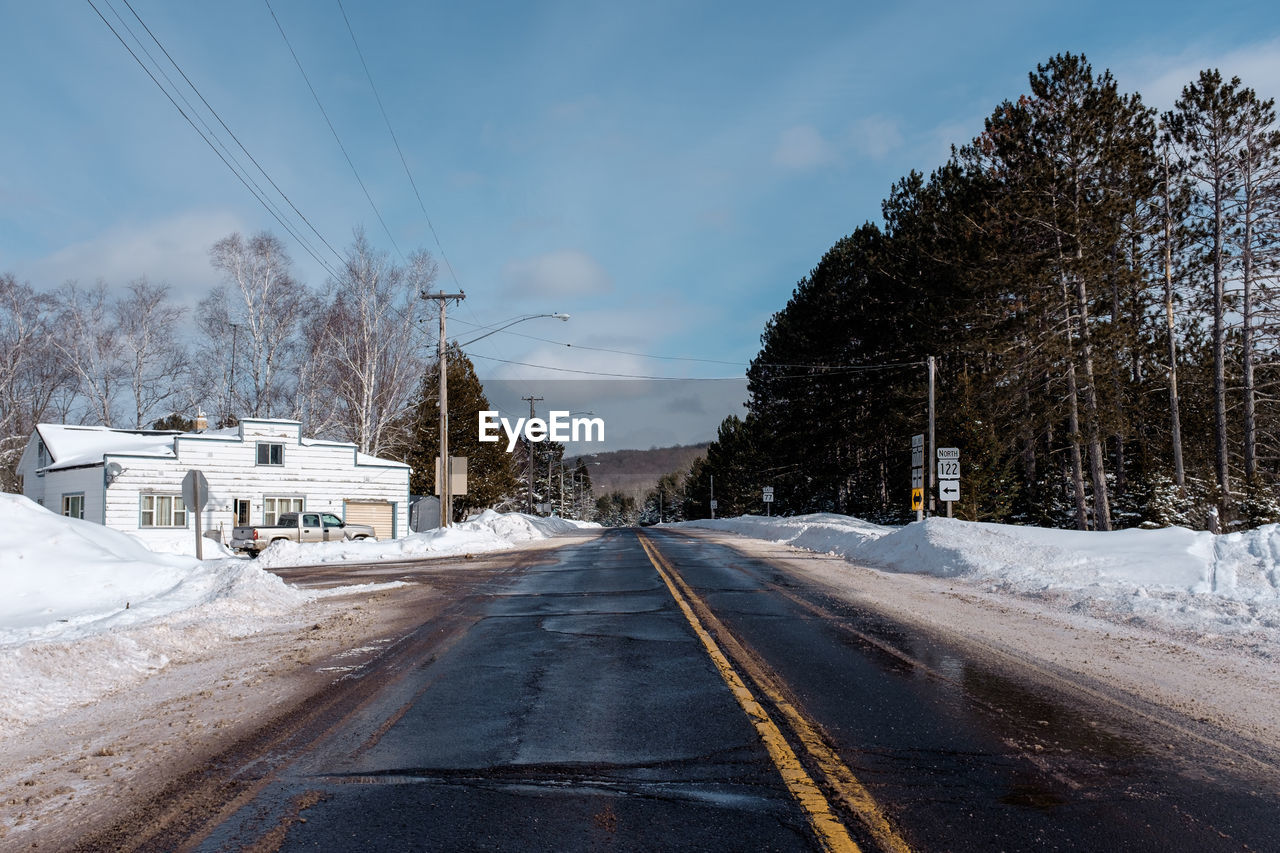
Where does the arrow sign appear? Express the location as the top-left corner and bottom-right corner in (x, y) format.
(939, 480), (960, 502)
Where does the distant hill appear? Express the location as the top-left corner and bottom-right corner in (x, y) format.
(573, 443), (708, 500)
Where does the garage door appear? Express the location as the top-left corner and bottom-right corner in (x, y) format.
(344, 500), (394, 540)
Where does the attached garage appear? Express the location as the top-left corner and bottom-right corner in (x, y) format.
(345, 499), (395, 540)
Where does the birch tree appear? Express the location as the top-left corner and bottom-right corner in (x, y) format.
(204, 232), (305, 420)
(309, 230), (437, 455)
(115, 278), (190, 429)
(0, 274), (65, 489)
(51, 281), (125, 426)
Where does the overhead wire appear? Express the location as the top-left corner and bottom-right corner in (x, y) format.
(116, 0), (347, 272)
(335, 0), (462, 290)
(85, 0), (344, 281)
(465, 351), (926, 380)
(264, 0), (406, 262)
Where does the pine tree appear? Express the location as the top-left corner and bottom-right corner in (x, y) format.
(402, 344), (518, 519)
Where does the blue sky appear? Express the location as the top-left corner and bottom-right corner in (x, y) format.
(3, 0), (1280, 386)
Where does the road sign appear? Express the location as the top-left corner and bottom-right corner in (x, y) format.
(762, 487), (774, 503)
(912, 433), (923, 449)
(434, 456), (468, 496)
(937, 459), (960, 479)
(911, 468), (923, 488)
(936, 447), (960, 460)
(939, 480), (960, 502)
(710, 500), (718, 510)
(181, 469), (209, 511)
(181, 469), (209, 561)
(911, 488), (924, 511)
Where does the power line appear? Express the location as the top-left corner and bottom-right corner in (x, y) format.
(465, 351), (924, 380)
(265, 0), (406, 262)
(117, 0), (347, 271)
(85, 0), (343, 281)
(335, 0), (462, 290)
(114, 0), (343, 270)
(449, 316), (926, 373)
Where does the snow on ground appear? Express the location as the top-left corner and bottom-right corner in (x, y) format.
(677, 513), (1280, 650)
(251, 509), (597, 568)
(0, 494), (594, 736)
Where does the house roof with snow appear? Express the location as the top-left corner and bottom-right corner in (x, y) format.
(29, 421), (409, 473)
(33, 424), (182, 472)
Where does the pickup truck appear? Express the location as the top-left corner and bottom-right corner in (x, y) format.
(231, 511), (376, 556)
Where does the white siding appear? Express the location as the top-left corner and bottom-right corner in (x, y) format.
(34, 466), (104, 521)
(100, 419), (408, 547)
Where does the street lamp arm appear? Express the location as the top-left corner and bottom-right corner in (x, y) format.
(456, 313), (569, 348)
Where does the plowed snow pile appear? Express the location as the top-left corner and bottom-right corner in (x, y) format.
(678, 513), (1280, 645)
(0, 494), (595, 734)
(253, 509), (597, 568)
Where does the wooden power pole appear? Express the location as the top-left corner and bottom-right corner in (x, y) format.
(422, 291), (465, 527)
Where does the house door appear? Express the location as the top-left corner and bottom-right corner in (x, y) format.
(234, 499), (251, 526)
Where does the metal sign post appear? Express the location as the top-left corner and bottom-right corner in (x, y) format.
(181, 469), (209, 560)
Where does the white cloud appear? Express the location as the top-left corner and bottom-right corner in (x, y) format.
(502, 249), (613, 298)
(17, 210), (246, 308)
(1118, 37), (1280, 114)
(772, 125), (837, 170)
(849, 115), (905, 160)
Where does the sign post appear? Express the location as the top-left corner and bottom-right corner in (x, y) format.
(181, 469), (210, 560)
(910, 434), (924, 520)
(936, 447), (960, 517)
(762, 486), (774, 517)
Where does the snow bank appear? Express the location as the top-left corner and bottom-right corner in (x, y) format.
(678, 514), (1280, 640)
(253, 509), (597, 568)
(0, 496), (596, 734)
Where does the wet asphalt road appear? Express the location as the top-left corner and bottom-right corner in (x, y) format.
(189, 528), (1279, 852)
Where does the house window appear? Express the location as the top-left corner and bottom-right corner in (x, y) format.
(36, 439), (47, 476)
(256, 442), (285, 466)
(263, 496), (304, 525)
(140, 494), (187, 528)
(234, 499), (252, 526)
(62, 493), (84, 519)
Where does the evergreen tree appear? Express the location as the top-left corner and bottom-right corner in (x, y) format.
(403, 344), (518, 519)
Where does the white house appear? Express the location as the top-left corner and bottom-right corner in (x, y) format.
(16, 418), (410, 548)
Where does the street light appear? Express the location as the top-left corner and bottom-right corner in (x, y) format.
(456, 313), (569, 348)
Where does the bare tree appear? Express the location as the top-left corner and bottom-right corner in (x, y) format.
(306, 230), (437, 455)
(205, 232), (305, 420)
(51, 281), (125, 426)
(0, 274), (66, 489)
(115, 278), (190, 428)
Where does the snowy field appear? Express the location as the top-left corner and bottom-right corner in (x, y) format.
(0, 493), (594, 736)
(676, 513), (1280, 650)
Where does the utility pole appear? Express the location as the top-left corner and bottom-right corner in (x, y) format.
(227, 322), (240, 426)
(927, 355), (936, 517)
(710, 474), (715, 519)
(422, 291), (466, 527)
(522, 395), (543, 514)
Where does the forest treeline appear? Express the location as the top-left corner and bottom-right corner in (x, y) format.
(647, 54), (1280, 532)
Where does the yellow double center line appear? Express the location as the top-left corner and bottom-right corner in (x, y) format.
(638, 532), (912, 853)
